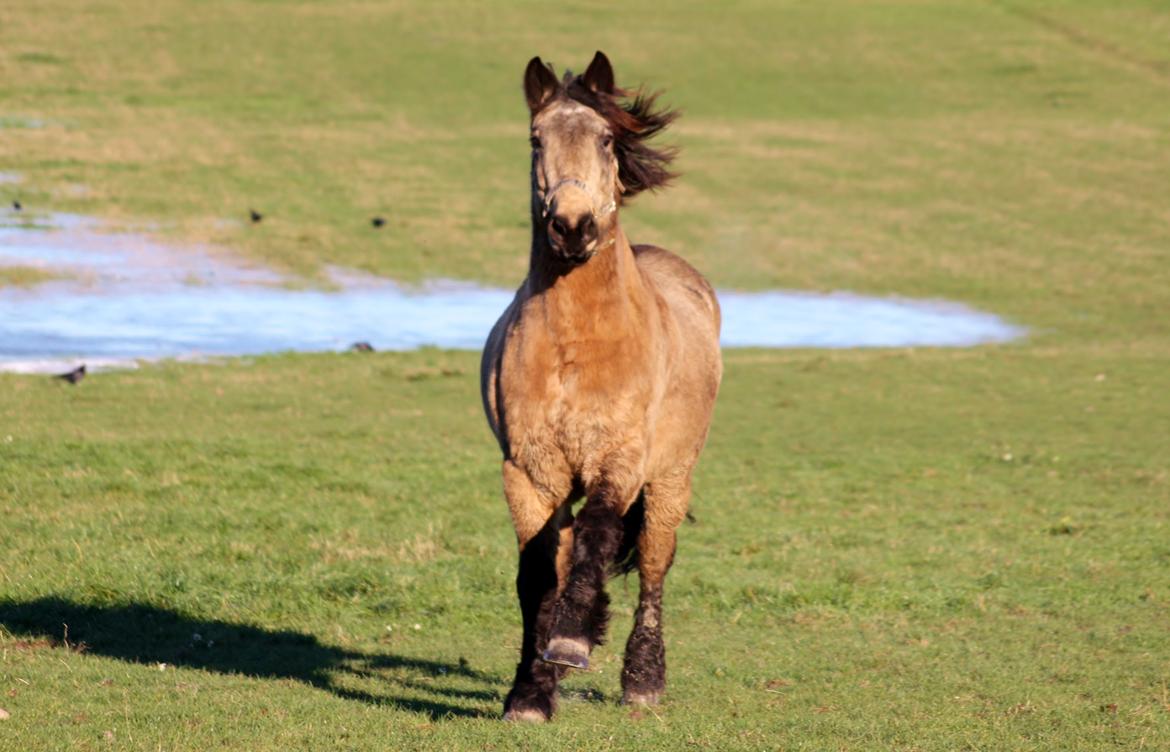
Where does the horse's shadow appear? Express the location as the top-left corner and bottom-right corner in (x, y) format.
(0, 596), (501, 720)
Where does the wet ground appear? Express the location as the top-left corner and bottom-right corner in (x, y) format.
(0, 211), (1023, 373)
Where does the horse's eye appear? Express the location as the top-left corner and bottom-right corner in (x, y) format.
(600, 134), (613, 150)
(529, 136), (542, 151)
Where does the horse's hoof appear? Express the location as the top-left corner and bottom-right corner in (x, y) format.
(622, 690), (662, 706)
(503, 707), (549, 723)
(541, 637), (590, 669)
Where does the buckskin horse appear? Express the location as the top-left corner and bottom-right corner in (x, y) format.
(481, 51), (722, 722)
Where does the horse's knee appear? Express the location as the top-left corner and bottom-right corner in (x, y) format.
(636, 529), (677, 586)
(636, 478), (689, 582)
(515, 538), (557, 599)
(502, 460), (567, 550)
(637, 501), (683, 581)
(571, 497), (624, 558)
(644, 476), (691, 526)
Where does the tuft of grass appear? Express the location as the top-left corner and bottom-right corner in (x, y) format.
(0, 265), (66, 287)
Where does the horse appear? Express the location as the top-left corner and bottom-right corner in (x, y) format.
(480, 51), (722, 722)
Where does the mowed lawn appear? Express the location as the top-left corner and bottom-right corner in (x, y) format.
(1, 0), (1169, 750)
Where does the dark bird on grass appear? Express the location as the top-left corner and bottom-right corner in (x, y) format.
(12, 200), (21, 211)
(55, 365), (86, 384)
(249, 209), (263, 224)
(349, 341), (375, 352)
(371, 216), (386, 228)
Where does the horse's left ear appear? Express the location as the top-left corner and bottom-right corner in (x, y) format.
(583, 50), (615, 95)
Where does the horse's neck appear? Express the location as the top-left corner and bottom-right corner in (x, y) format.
(528, 226), (645, 339)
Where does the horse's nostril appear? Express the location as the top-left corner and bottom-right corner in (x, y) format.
(579, 215), (597, 244)
(550, 217), (568, 238)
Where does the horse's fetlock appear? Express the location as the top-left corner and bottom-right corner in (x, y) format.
(622, 620), (666, 699)
(503, 687), (555, 721)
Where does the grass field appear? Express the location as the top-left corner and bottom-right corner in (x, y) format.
(1, 0), (1169, 749)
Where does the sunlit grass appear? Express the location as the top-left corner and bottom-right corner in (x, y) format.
(1, 345), (1167, 749)
(1, 0), (1167, 345)
(1, 0), (1168, 749)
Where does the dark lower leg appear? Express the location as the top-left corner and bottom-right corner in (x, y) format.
(622, 523), (677, 704)
(504, 522), (567, 720)
(621, 582), (666, 703)
(543, 496), (623, 669)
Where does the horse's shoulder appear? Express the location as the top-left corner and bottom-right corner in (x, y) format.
(633, 244), (709, 286)
(632, 244), (720, 326)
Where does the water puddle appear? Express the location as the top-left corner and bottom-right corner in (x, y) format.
(0, 211), (1023, 373)
(0, 115), (51, 130)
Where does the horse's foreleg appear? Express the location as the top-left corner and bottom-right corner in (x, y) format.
(542, 480), (631, 670)
(621, 477), (689, 705)
(502, 461), (571, 722)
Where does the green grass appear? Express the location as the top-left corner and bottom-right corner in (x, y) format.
(1, 0), (1167, 342)
(1, 347), (1167, 749)
(1, 0), (1169, 749)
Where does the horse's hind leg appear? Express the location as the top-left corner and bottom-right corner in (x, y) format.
(621, 476), (689, 705)
(502, 461), (573, 722)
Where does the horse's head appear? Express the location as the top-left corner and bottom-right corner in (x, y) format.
(524, 51), (677, 266)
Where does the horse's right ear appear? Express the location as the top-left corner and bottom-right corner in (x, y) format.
(524, 56), (558, 114)
(582, 51), (615, 95)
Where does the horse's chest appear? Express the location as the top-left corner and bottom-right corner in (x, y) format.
(502, 344), (646, 469)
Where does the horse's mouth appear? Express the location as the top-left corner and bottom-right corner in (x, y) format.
(550, 250), (595, 269)
(547, 239), (597, 267)
(557, 248), (596, 266)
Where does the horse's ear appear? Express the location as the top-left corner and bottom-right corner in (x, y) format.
(524, 56), (558, 113)
(582, 50), (615, 95)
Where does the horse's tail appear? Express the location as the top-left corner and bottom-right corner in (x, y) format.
(611, 491), (645, 577)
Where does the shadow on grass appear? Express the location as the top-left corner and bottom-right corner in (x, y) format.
(0, 596), (500, 720)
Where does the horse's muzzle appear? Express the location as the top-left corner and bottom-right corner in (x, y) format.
(546, 212), (598, 264)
